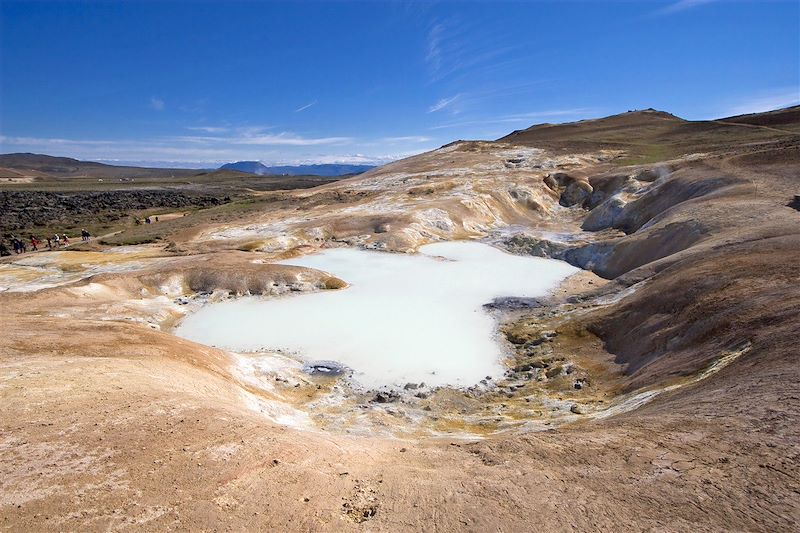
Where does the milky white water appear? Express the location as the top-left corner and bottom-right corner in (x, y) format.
(175, 241), (578, 389)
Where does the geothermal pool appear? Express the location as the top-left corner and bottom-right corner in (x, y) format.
(175, 241), (577, 389)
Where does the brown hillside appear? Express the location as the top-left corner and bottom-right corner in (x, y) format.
(500, 106), (800, 164)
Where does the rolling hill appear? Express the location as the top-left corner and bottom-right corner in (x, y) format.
(499, 106), (800, 164)
(0, 153), (199, 180)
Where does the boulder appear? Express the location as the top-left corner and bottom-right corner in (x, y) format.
(560, 179), (594, 208)
(582, 195), (627, 231)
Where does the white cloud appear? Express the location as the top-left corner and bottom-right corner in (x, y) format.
(654, 0), (717, 16)
(382, 136), (433, 143)
(0, 130), (396, 166)
(236, 133), (351, 146)
(171, 130), (352, 146)
(431, 108), (598, 130)
(423, 15), (527, 89)
(149, 97), (165, 111)
(428, 95), (460, 113)
(285, 153), (407, 166)
(186, 126), (229, 133)
(723, 89), (800, 117)
(425, 22), (445, 77)
(295, 100), (317, 113)
(0, 134), (239, 162)
(0, 115), (439, 166)
(0, 130), (432, 166)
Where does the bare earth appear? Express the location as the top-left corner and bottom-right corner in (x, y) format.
(1, 108), (799, 531)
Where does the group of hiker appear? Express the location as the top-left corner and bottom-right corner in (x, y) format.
(0, 229), (91, 257)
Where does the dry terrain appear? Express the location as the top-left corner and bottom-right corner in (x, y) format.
(1, 107), (799, 531)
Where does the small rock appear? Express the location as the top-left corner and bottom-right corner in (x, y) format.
(373, 392), (399, 403)
(545, 365), (563, 379)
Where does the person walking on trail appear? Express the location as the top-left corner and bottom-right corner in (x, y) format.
(53, 234), (60, 248)
(30, 236), (39, 251)
(14, 237), (26, 254)
(62, 233), (70, 246)
(12, 238), (20, 254)
(0, 241), (9, 257)
(47, 238), (53, 251)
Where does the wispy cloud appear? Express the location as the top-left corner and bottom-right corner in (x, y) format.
(425, 17), (496, 84)
(382, 136), (433, 143)
(421, 14), (542, 121)
(0, 135), (128, 148)
(722, 88), (800, 117)
(0, 128), (437, 168)
(295, 100), (317, 113)
(428, 94), (460, 113)
(423, 15), (532, 87)
(288, 153), (407, 166)
(236, 133), (351, 146)
(430, 108), (598, 130)
(0, 130), (428, 166)
(425, 22), (445, 77)
(0, 134), (236, 161)
(654, 0), (717, 16)
(172, 128), (352, 146)
(149, 97), (165, 111)
(186, 126), (229, 133)
(0, 127), (363, 166)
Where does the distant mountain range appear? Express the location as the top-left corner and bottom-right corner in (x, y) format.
(219, 161), (376, 177)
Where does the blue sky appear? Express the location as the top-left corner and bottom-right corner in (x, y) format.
(1, 0), (798, 167)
